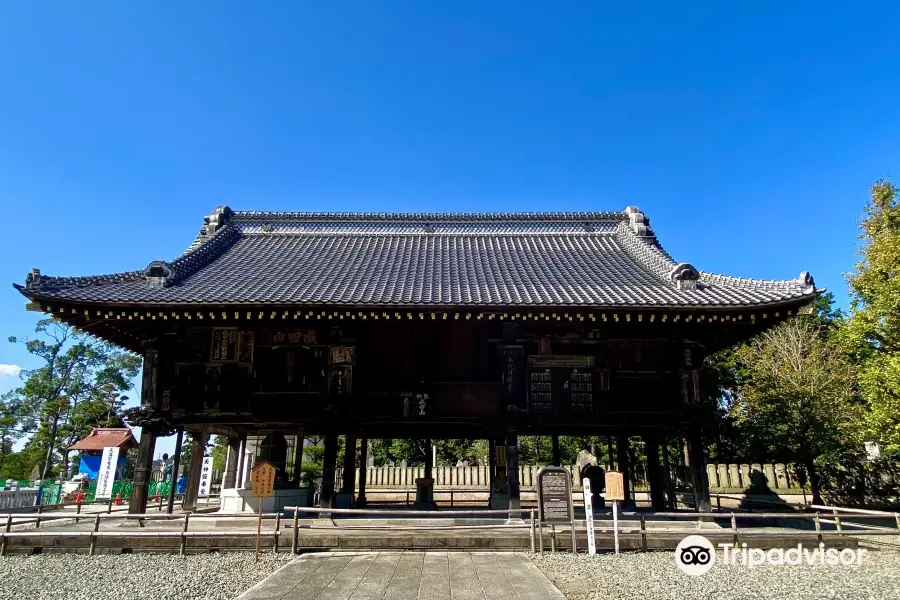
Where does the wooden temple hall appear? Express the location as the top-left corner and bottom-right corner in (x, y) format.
(15, 206), (818, 515)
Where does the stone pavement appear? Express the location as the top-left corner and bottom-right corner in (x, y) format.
(236, 551), (566, 600)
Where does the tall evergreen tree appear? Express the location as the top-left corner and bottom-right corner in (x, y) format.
(844, 180), (900, 455)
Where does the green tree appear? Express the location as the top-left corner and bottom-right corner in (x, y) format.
(731, 317), (860, 504)
(7, 319), (140, 480)
(0, 451), (30, 480)
(301, 435), (324, 487)
(211, 435), (228, 473)
(844, 180), (900, 455)
(0, 392), (26, 475)
(389, 439), (427, 465)
(369, 439), (394, 466)
(434, 439), (477, 466)
(517, 436), (553, 465)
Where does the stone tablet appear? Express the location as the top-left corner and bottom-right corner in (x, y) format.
(605, 470), (625, 502)
(537, 466), (573, 524)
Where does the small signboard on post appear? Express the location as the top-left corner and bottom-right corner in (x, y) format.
(197, 456), (212, 498)
(536, 466), (576, 553)
(582, 478), (596, 555)
(605, 470), (625, 554)
(251, 461), (276, 562)
(95, 446), (120, 500)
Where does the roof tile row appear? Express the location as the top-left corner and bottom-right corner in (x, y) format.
(17, 207), (816, 308)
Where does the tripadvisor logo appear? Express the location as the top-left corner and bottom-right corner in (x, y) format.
(675, 535), (868, 576)
(675, 535), (716, 576)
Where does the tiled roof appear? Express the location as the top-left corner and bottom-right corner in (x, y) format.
(68, 428), (138, 451)
(16, 206), (817, 309)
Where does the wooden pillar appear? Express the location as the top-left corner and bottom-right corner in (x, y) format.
(488, 438), (496, 506)
(661, 437), (677, 510)
(320, 433), (339, 509)
(685, 427), (712, 512)
(423, 439), (433, 480)
(182, 430), (208, 511)
(234, 434), (247, 488)
(506, 430), (521, 519)
(551, 434), (561, 466)
(291, 430), (304, 486)
(607, 436), (614, 468)
(128, 429), (157, 514)
(356, 437), (368, 507)
(129, 345), (160, 515)
(166, 428), (184, 514)
(616, 434), (633, 507)
(222, 437), (240, 490)
(341, 435), (357, 493)
(644, 434), (666, 511)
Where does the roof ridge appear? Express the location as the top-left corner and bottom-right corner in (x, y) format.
(613, 208), (680, 281)
(21, 206), (241, 292)
(700, 270), (815, 292)
(231, 210), (629, 222)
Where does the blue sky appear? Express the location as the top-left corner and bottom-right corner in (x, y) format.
(1, 3), (898, 454)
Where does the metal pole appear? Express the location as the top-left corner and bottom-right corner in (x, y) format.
(538, 518), (544, 554)
(530, 509), (536, 553)
(180, 514), (190, 556)
(167, 428), (184, 514)
(89, 514), (101, 555)
(255, 506), (262, 562)
(571, 522), (577, 555)
(292, 509), (299, 554)
(550, 524), (556, 554)
(832, 508), (842, 532)
(0, 514), (11, 556)
(731, 513), (739, 546)
(613, 500), (620, 554)
(640, 512), (647, 552)
(814, 512), (822, 545)
(273, 513), (281, 553)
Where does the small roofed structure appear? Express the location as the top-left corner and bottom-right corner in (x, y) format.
(69, 428), (137, 479)
(69, 427), (138, 452)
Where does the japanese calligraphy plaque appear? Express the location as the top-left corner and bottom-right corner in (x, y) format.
(251, 461), (276, 498)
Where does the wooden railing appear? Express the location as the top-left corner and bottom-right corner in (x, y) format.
(335, 462), (804, 492)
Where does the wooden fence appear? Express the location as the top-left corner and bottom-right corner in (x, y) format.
(334, 462), (800, 492)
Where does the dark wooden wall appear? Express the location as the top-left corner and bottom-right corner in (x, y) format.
(157, 320), (702, 434)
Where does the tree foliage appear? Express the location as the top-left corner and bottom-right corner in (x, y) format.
(729, 317), (860, 503)
(844, 181), (900, 455)
(4, 319), (140, 480)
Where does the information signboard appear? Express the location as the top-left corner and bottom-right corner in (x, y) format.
(536, 466), (573, 524)
(605, 470), (625, 502)
(251, 461), (276, 498)
(251, 460), (277, 563)
(605, 470), (624, 554)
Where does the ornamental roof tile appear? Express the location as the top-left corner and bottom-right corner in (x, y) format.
(16, 207), (817, 309)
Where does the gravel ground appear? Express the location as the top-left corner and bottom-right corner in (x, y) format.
(0, 553), (296, 600)
(533, 550), (900, 600)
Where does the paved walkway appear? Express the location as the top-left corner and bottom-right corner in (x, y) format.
(237, 551), (566, 600)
